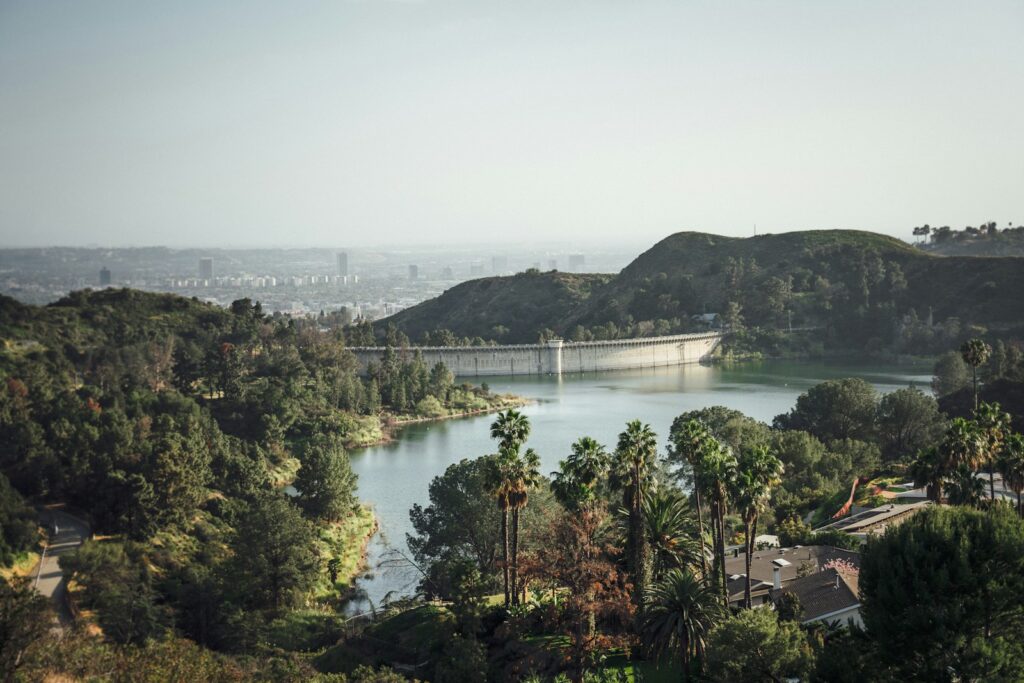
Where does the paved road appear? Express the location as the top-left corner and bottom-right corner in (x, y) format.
(34, 509), (89, 623)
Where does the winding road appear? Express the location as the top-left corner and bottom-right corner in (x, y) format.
(34, 508), (89, 623)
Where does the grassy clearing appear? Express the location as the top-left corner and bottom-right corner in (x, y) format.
(313, 504), (377, 598)
(0, 549), (41, 580)
(267, 609), (345, 652)
(268, 456), (301, 487)
(341, 416), (386, 450)
(600, 651), (683, 682)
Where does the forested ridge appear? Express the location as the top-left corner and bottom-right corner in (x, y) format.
(381, 230), (1024, 355)
(0, 288), (511, 681)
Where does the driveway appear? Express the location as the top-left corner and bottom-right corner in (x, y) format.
(34, 508), (89, 623)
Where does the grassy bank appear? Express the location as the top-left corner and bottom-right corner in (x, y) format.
(313, 504), (378, 599)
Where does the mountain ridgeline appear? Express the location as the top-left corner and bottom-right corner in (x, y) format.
(381, 230), (1024, 353)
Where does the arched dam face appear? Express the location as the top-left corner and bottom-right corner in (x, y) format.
(350, 332), (724, 377)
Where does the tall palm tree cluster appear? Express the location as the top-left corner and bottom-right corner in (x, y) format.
(487, 409), (788, 681)
(911, 401), (1024, 514)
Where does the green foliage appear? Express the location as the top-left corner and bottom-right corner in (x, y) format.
(225, 493), (319, 611)
(0, 473), (36, 566)
(705, 608), (814, 683)
(408, 456), (502, 589)
(0, 577), (52, 682)
(294, 434), (358, 522)
(933, 350), (971, 397)
(875, 387), (945, 461)
(60, 541), (168, 645)
(859, 505), (1024, 680)
(773, 591), (803, 622)
(641, 568), (723, 675)
(433, 635), (488, 683)
(774, 378), (877, 442)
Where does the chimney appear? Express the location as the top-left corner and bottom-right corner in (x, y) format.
(771, 558), (790, 590)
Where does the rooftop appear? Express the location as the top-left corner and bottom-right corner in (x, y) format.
(769, 568), (860, 622)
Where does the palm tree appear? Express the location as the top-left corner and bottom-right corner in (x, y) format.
(491, 409), (530, 451)
(486, 450), (517, 608)
(489, 409), (533, 608)
(732, 444), (784, 608)
(695, 442), (737, 604)
(997, 434), (1024, 516)
(642, 489), (704, 580)
(507, 447), (541, 605)
(641, 568), (723, 681)
(910, 446), (946, 503)
(946, 464), (986, 507)
(668, 419), (714, 581)
(941, 417), (986, 473)
(613, 419), (659, 608)
(960, 338), (992, 411)
(974, 402), (1011, 502)
(551, 436), (610, 511)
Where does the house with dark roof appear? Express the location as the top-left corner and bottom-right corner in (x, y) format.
(768, 567), (861, 627)
(722, 545), (861, 607)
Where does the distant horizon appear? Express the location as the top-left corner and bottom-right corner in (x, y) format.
(3, 1), (1021, 248)
(0, 225), (952, 251)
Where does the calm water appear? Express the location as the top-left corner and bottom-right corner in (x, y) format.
(346, 359), (931, 611)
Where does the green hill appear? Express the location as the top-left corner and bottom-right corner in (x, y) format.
(381, 270), (611, 344)
(381, 230), (1024, 353)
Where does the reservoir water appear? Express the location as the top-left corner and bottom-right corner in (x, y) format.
(346, 359), (931, 611)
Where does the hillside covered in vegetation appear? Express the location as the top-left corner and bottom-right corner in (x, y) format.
(382, 230), (1024, 355)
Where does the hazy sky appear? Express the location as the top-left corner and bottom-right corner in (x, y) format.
(1, 1), (1021, 248)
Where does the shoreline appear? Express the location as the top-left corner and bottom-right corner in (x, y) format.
(348, 394), (530, 450)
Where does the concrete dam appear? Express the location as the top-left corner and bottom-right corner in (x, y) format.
(350, 332), (724, 377)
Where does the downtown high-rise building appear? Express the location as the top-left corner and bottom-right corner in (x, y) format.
(199, 257), (214, 280)
(337, 251), (349, 277)
(408, 264), (419, 280)
(99, 267), (111, 286)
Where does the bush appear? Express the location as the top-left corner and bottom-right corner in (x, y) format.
(415, 396), (446, 418)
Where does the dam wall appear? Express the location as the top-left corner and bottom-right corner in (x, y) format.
(350, 332), (723, 377)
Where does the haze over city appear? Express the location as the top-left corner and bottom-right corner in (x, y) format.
(2, 0), (1021, 248)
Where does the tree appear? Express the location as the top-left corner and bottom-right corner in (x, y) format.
(997, 434), (1024, 516)
(667, 418), (717, 581)
(613, 420), (659, 608)
(293, 434), (357, 522)
(910, 446), (947, 503)
(731, 444), (784, 608)
(0, 473), (36, 567)
(960, 338), (992, 411)
(60, 541), (167, 645)
(705, 608), (814, 683)
(695, 441), (737, 603)
(507, 447), (541, 605)
(773, 378), (877, 443)
(433, 635), (488, 683)
(773, 591), (803, 622)
(859, 506), (1024, 680)
(875, 387), (945, 461)
(530, 507), (631, 683)
(642, 489), (703, 580)
(974, 402), (1011, 502)
(932, 351), (971, 397)
(408, 456), (502, 586)
(0, 577), (52, 681)
(226, 493), (318, 610)
(488, 409), (531, 608)
(490, 409), (530, 452)
(551, 437), (610, 511)
(641, 568), (723, 681)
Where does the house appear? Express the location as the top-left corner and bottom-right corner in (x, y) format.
(816, 501), (931, 540)
(691, 313), (720, 328)
(722, 545), (861, 607)
(769, 567), (862, 627)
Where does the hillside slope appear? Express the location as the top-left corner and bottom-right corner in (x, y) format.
(380, 271), (612, 344)
(381, 230), (1024, 352)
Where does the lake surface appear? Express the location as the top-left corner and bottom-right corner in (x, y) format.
(346, 359), (931, 612)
